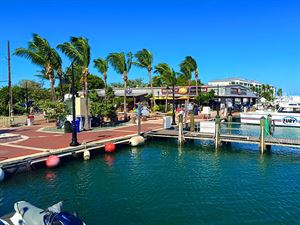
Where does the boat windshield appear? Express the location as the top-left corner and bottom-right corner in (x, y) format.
(277, 106), (300, 113)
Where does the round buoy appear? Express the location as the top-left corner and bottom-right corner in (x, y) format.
(83, 150), (90, 160)
(46, 155), (60, 168)
(129, 136), (145, 147)
(105, 142), (116, 153)
(0, 168), (5, 182)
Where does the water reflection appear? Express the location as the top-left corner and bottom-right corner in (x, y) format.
(45, 170), (56, 181)
(104, 154), (115, 167)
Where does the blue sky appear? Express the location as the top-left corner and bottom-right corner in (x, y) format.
(0, 0), (299, 94)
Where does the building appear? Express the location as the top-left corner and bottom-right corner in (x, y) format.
(208, 77), (276, 97)
(95, 85), (258, 107)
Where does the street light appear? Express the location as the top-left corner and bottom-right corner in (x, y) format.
(70, 62), (80, 146)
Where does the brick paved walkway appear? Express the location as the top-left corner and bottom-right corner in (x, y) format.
(0, 120), (162, 162)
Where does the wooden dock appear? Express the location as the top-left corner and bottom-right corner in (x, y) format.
(146, 125), (300, 150)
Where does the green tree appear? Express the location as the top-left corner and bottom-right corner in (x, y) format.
(180, 56), (199, 95)
(88, 74), (105, 90)
(14, 34), (60, 100)
(196, 90), (215, 105)
(277, 88), (283, 97)
(154, 63), (176, 112)
(134, 49), (155, 108)
(107, 52), (133, 119)
(94, 57), (108, 91)
(57, 37), (91, 130)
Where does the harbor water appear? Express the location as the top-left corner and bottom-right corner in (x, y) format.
(1, 128), (300, 224)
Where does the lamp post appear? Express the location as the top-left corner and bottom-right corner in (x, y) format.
(70, 62), (80, 146)
(171, 82), (176, 125)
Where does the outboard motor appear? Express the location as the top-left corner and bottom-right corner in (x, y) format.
(44, 212), (84, 225)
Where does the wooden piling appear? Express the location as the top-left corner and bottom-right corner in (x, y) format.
(178, 114), (184, 145)
(227, 114), (232, 135)
(215, 115), (221, 150)
(259, 116), (266, 153)
(190, 110), (195, 132)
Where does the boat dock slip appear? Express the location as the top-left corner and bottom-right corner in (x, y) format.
(146, 121), (300, 151)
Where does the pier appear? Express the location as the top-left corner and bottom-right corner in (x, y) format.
(146, 120), (300, 152)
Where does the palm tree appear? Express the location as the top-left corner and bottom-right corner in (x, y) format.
(277, 88), (283, 97)
(180, 56), (199, 95)
(14, 34), (59, 100)
(134, 49), (155, 108)
(107, 52), (133, 119)
(94, 58), (108, 92)
(154, 63), (176, 112)
(57, 37), (91, 130)
(52, 51), (64, 100)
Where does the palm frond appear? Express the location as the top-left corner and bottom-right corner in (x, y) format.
(107, 52), (126, 75)
(134, 48), (153, 69)
(94, 58), (108, 74)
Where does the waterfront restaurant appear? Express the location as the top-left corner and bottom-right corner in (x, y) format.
(95, 84), (258, 107)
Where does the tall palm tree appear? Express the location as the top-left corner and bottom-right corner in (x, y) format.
(52, 51), (64, 100)
(57, 37), (91, 130)
(107, 52), (133, 119)
(154, 63), (176, 112)
(180, 56), (199, 95)
(134, 49), (155, 108)
(94, 57), (108, 92)
(14, 34), (59, 100)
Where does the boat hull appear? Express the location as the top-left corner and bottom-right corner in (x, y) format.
(240, 112), (300, 127)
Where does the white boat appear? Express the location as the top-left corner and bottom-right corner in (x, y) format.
(240, 103), (300, 127)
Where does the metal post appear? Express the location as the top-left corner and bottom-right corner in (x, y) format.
(70, 62), (80, 146)
(137, 102), (141, 135)
(215, 115), (221, 150)
(25, 81), (29, 114)
(7, 41), (13, 125)
(259, 116), (265, 153)
(171, 83), (176, 125)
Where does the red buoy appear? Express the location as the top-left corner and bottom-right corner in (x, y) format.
(46, 155), (60, 168)
(105, 142), (116, 153)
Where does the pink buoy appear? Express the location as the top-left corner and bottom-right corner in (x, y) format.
(46, 155), (60, 168)
(105, 142), (116, 153)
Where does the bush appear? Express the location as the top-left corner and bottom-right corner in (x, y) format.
(152, 105), (160, 112)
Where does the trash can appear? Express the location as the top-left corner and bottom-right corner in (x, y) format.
(75, 119), (80, 132)
(64, 121), (72, 133)
(27, 115), (34, 126)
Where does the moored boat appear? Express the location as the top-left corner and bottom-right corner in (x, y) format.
(240, 103), (300, 127)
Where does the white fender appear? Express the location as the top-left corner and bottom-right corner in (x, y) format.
(129, 136), (145, 147)
(0, 167), (5, 182)
(83, 150), (90, 160)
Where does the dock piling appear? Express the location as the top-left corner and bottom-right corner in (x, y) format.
(178, 114), (184, 145)
(190, 110), (195, 132)
(259, 116), (266, 153)
(215, 115), (221, 150)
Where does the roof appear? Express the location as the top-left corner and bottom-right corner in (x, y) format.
(209, 77), (262, 84)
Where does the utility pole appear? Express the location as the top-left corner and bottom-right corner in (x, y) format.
(7, 40), (13, 125)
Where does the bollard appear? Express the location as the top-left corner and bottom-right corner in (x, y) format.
(178, 114), (184, 145)
(190, 110), (195, 132)
(215, 115), (221, 150)
(83, 150), (90, 160)
(259, 116), (266, 153)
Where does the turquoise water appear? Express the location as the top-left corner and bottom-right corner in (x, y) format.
(1, 138), (300, 224)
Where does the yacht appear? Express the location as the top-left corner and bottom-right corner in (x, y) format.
(240, 103), (300, 127)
